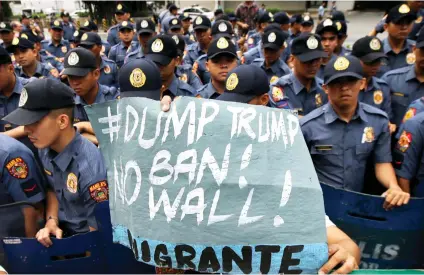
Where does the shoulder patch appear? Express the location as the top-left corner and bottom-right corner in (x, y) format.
(6, 157), (28, 179)
(299, 106), (325, 126)
(397, 131), (412, 152)
(89, 181), (109, 202)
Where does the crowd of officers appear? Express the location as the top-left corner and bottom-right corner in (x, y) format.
(2, 0), (424, 273)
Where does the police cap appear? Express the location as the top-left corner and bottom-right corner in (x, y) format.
(290, 14), (303, 24)
(73, 30), (85, 44)
(0, 47), (12, 65)
(207, 36), (237, 59)
(0, 22), (12, 32)
(386, 4), (417, 24)
(3, 79), (75, 126)
(80, 20), (98, 32)
(274, 12), (290, 25)
(20, 30), (42, 43)
(291, 33), (327, 62)
(119, 21), (134, 31)
(351, 36), (386, 63)
(227, 12), (238, 22)
(50, 20), (63, 30)
(179, 12), (192, 21)
(257, 12), (272, 24)
(171, 34), (186, 56)
(63, 48), (97, 76)
(217, 65), (269, 103)
(6, 37), (34, 52)
(115, 3), (130, 14)
(323, 55), (364, 85)
(145, 35), (178, 66)
(79, 32), (102, 46)
(193, 15), (211, 30)
(416, 25), (424, 48)
(264, 23), (283, 33)
(169, 18), (182, 30)
(301, 14), (314, 26)
(119, 59), (162, 100)
(262, 29), (288, 50)
(316, 18), (338, 35)
(136, 19), (155, 34)
(331, 10), (348, 22)
(211, 20), (233, 38)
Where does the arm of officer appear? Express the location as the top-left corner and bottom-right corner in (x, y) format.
(36, 189), (63, 247)
(3, 126), (26, 139)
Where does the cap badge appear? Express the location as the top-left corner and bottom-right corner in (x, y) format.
(61, 46), (67, 53)
(306, 36), (318, 49)
(416, 16), (423, 23)
(334, 57), (349, 71)
(399, 4), (410, 14)
(269, 12), (273, 18)
(151, 39), (164, 53)
(284, 41), (288, 48)
(68, 52), (79, 66)
(369, 38), (381, 51)
(73, 30), (79, 37)
(217, 37), (229, 49)
(141, 20), (148, 28)
(81, 33), (88, 41)
(268, 32), (276, 43)
(172, 19), (178, 25)
(184, 12), (189, 17)
(129, 68), (146, 88)
(373, 90), (383, 105)
(18, 88), (28, 107)
(226, 73), (239, 91)
(218, 22), (227, 32)
(0, 23), (5, 29)
(12, 37), (19, 46)
(84, 21), (89, 27)
(117, 4), (123, 10)
(323, 19), (333, 27)
(336, 21), (342, 31)
(406, 53), (416, 64)
(54, 20), (60, 27)
(304, 15), (310, 21)
(104, 65), (111, 74)
(21, 33), (28, 39)
(122, 21), (128, 27)
(172, 35), (179, 45)
(66, 173), (78, 194)
(195, 16), (203, 25)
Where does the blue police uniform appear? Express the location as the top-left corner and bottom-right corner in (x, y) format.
(375, 9), (424, 40)
(183, 42), (206, 66)
(193, 54), (210, 84)
(40, 39), (71, 59)
(269, 73), (327, 115)
(106, 24), (120, 47)
(15, 61), (59, 80)
(300, 102), (392, 192)
(74, 84), (120, 122)
(101, 40), (111, 57)
(99, 56), (119, 88)
(359, 77), (392, 118)
(183, 31), (196, 46)
(242, 43), (263, 65)
(39, 132), (108, 234)
(337, 46), (351, 57)
(167, 75), (197, 97)
(247, 31), (261, 50)
(382, 65), (424, 126)
(400, 97), (424, 125)
(108, 40), (139, 68)
(162, 15), (177, 34)
(251, 57), (291, 83)
(176, 64), (203, 90)
(124, 47), (144, 64)
(62, 22), (76, 41)
(197, 82), (222, 99)
(377, 38), (415, 77)
(393, 112), (424, 196)
(39, 50), (64, 71)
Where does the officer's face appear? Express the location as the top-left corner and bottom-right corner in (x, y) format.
(67, 70), (99, 97)
(50, 29), (63, 41)
(119, 29), (134, 43)
(248, 94), (269, 106)
(291, 23), (301, 33)
(62, 16), (70, 23)
(360, 59), (382, 78)
(414, 46), (424, 71)
(0, 31), (13, 43)
(170, 28), (182, 35)
(195, 29), (212, 46)
(15, 48), (37, 67)
(21, 18), (29, 26)
(24, 113), (65, 149)
(281, 24), (290, 32)
(115, 13), (130, 23)
(300, 24), (313, 33)
(293, 56), (322, 78)
(321, 32), (338, 57)
(182, 19), (191, 30)
(385, 20), (414, 40)
(0, 63), (15, 91)
(323, 77), (366, 109)
(264, 47), (283, 64)
(139, 33), (154, 52)
(206, 54), (238, 82)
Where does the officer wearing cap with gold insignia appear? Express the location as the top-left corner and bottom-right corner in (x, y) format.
(78, 32), (119, 89)
(108, 20), (139, 68)
(79, 20), (111, 57)
(269, 33), (328, 115)
(382, 25), (424, 129)
(183, 15), (213, 66)
(180, 13), (194, 46)
(315, 18), (339, 79)
(107, 3), (131, 47)
(351, 36), (395, 133)
(300, 55), (410, 209)
(330, 11), (351, 57)
(300, 14), (314, 33)
(7, 37), (59, 80)
(60, 12), (76, 42)
(377, 4), (417, 77)
(251, 28), (291, 83)
(40, 20), (71, 61)
(146, 35), (197, 97)
(247, 11), (271, 50)
(3, 78), (109, 246)
(0, 22), (15, 49)
(125, 18), (157, 64)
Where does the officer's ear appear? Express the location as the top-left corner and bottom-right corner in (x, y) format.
(6, 63), (15, 74)
(92, 68), (100, 80)
(383, 23), (388, 32)
(359, 78), (367, 90)
(413, 45), (417, 53)
(205, 60), (210, 72)
(322, 84), (329, 95)
(259, 93), (269, 106)
(287, 54), (294, 69)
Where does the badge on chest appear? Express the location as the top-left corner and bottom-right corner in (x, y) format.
(67, 172), (78, 193)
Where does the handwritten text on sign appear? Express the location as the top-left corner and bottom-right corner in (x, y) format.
(86, 97), (328, 274)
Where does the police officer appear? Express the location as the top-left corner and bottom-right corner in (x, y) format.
(378, 4), (417, 77)
(70, 29), (83, 49)
(300, 14), (314, 33)
(197, 36), (238, 99)
(315, 18), (339, 79)
(269, 33), (328, 115)
(273, 12), (291, 32)
(8, 37), (59, 80)
(41, 20), (71, 61)
(0, 22), (14, 49)
(351, 36), (394, 129)
(3, 79), (109, 245)
(161, 4), (179, 34)
(183, 15), (212, 66)
(107, 3), (131, 47)
(108, 21), (139, 68)
(20, 14), (30, 31)
(289, 14), (302, 41)
(60, 12), (76, 42)
(179, 13), (194, 46)
(173, 34), (203, 90)
(247, 12), (271, 50)
(158, 3), (173, 34)
(125, 19), (156, 64)
(79, 32), (119, 88)
(62, 48), (119, 123)
(146, 35), (196, 97)
(252, 29), (291, 83)
(79, 20), (111, 56)
(300, 55), (410, 208)
(168, 17), (183, 35)
(382, 27), (424, 128)
(331, 10), (351, 57)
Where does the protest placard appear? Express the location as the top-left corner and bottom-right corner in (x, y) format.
(85, 97), (328, 274)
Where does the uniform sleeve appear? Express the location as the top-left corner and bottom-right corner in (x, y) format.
(393, 119), (422, 180)
(108, 47), (116, 63)
(268, 82), (292, 109)
(183, 50), (194, 66)
(188, 70), (204, 90)
(3, 151), (45, 204)
(373, 117), (392, 163)
(107, 29), (116, 47)
(112, 63), (119, 89)
(374, 17), (386, 33)
(381, 83), (393, 121)
(325, 215), (335, 228)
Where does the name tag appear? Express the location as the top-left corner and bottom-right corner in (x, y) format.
(314, 145), (333, 151)
(392, 92), (405, 97)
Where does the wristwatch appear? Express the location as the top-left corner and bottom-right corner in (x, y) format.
(47, 216), (59, 225)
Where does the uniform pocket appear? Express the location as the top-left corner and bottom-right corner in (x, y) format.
(311, 145), (343, 167)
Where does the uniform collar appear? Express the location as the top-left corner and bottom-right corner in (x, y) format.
(290, 73), (320, 95)
(365, 77), (381, 93)
(324, 102), (368, 124)
(383, 38), (412, 54)
(167, 75), (179, 96)
(50, 131), (81, 172)
(17, 61), (44, 77)
(11, 74), (24, 95)
(203, 82), (219, 98)
(194, 42), (206, 54)
(48, 39), (65, 47)
(100, 56), (107, 69)
(75, 83), (107, 105)
(261, 58), (281, 74)
(405, 65), (418, 81)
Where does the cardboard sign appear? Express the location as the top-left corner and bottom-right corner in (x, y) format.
(86, 97), (328, 274)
